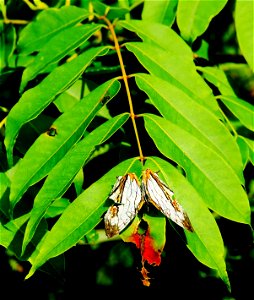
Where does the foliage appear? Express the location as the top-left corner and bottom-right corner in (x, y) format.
(0, 0), (253, 294)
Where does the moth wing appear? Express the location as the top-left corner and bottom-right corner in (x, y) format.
(104, 173), (144, 238)
(143, 170), (193, 232)
(108, 176), (124, 203)
(104, 205), (128, 238)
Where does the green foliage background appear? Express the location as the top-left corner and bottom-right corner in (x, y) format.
(0, 0), (253, 298)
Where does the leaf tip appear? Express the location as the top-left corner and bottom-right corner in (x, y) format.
(24, 267), (35, 280)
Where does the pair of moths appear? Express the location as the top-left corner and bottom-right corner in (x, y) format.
(104, 169), (193, 238)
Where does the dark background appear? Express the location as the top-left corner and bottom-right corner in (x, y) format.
(1, 1), (253, 299)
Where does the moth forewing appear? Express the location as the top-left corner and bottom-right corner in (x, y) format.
(104, 205), (133, 238)
(104, 173), (144, 238)
(142, 169), (193, 232)
(104, 206), (120, 237)
(108, 175), (124, 203)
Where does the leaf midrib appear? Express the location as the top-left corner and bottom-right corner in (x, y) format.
(149, 156), (226, 277)
(31, 25), (104, 76)
(30, 158), (139, 269)
(20, 11), (89, 52)
(138, 74), (242, 181)
(12, 84), (111, 205)
(26, 113), (129, 238)
(127, 43), (201, 102)
(145, 115), (246, 220)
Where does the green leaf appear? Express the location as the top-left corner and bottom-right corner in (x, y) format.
(0, 172), (10, 202)
(92, 0), (129, 20)
(119, 19), (193, 55)
(199, 66), (237, 96)
(136, 73), (244, 183)
(73, 168), (84, 196)
(0, 214), (29, 249)
(17, 6), (89, 54)
(235, 0), (254, 72)
(44, 198), (70, 219)
(20, 23), (105, 91)
(0, 23), (16, 70)
(0, 212), (62, 277)
(53, 79), (82, 113)
(194, 39), (209, 60)
(243, 137), (254, 166)
(21, 113), (129, 253)
(236, 136), (249, 168)
(0, 0), (7, 17)
(143, 114), (250, 224)
(4, 215), (48, 262)
(142, 213), (166, 252)
(144, 156), (230, 289)
(219, 95), (254, 132)
(125, 42), (219, 116)
(176, 0), (228, 43)
(199, 66), (254, 131)
(142, 0), (178, 27)
(25, 157), (142, 279)
(5, 46), (109, 166)
(8, 79), (121, 209)
(0, 172), (10, 217)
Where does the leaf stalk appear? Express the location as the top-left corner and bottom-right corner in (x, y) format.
(101, 16), (145, 163)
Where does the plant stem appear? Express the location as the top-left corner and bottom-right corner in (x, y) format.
(102, 16), (145, 163)
(1, 19), (29, 25)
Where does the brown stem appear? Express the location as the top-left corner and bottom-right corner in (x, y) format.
(101, 16), (145, 163)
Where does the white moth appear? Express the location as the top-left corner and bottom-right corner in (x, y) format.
(104, 169), (193, 238)
(104, 173), (144, 238)
(141, 169), (193, 232)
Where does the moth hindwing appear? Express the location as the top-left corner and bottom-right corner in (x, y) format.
(142, 169), (193, 232)
(104, 173), (144, 238)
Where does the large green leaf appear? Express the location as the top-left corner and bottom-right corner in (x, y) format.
(176, 0), (228, 43)
(142, 0), (177, 27)
(20, 23), (105, 91)
(219, 95), (254, 132)
(143, 114), (250, 224)
(136, 73), (244, 183)
(22, 113), (129, 253)
(17, 5), (89, 54)
(119, 19), (192, 56)
(8, 79), (121, 209)
(25, 157), (143, 279)
(144, 156), (229, 288)
(235, 0), (254, 72)
(125, 42), (219, 115)
(5, 46), (109, 166)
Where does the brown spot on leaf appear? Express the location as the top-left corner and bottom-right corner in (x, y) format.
(46, 126), (57, 137)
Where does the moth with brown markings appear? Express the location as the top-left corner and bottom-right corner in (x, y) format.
(104, 169), (193, 238)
